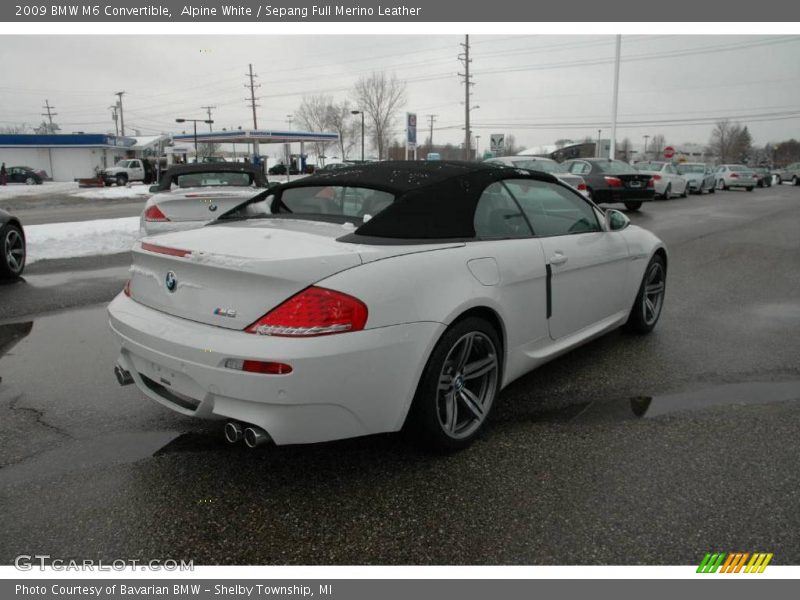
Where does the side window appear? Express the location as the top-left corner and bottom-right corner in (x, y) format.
(568, 161), (588, 175)
(473, 181), (532, 239)
(503, 179), (601, 237)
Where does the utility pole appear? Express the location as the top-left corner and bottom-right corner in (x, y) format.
(109, 105), (119, 136)
(458, 35), (474, 160)
(245, 64), (261, 161)
(201, 105), (216, 132)
(426, 114), (438, 152)
(643, 135), (650, 159)
(597, 129), (602, 157)
(41, 100), (57, 134)
(114, 91), (126, 136)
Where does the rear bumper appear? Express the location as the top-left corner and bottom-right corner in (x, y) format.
(108, 294), (443, 445)
(593, 188), (655, 204)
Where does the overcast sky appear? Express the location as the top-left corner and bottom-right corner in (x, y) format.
(1, 34), (799, 156)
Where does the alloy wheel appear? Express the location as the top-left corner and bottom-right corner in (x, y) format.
(436, 331), (499, 440)
(642, 261), (666, 326)
(4, 228), (25, 274)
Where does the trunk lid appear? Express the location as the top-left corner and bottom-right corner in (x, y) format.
(151, 187), (262, 223)
(128, 218), (463, 329)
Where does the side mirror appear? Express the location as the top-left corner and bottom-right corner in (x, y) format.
(605, 209), (630, 231)
(148, 185), (159, 193)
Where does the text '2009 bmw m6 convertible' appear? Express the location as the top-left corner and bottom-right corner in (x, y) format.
(109, 161), (667, 450)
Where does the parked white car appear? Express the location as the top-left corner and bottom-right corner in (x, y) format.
(485, 155), (589, 196)
(110, 162), (667, 450)
(714, 165), (757, 191)
(633, 161), (689, 199)
(140, 163), (271, 236)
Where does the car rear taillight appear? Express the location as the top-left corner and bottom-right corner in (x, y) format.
(604, 176), (624, 188)
(144, 204), (170, 222)
(651, 174), (662, 181)
(246, 286), (368, 337)
(577, 182), (587, 192)
(647, 178), (655, 188)
(730, 173), (739, 178)
(224, 359), (293, 375)
(123, 279), (131, 297)
(140, 242), (192, 257)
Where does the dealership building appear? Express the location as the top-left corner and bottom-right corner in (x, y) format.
(0, 134), (168, 181)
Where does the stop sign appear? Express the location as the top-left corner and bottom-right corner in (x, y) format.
(663, 146), (675, 159)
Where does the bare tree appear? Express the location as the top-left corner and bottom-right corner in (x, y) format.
(296, 94), (336, 162)
(619, 137), (633, 161)
(34, 120), (60, 135)
(197, 141), (221, 159)
(709, 120), (747, 163)
(0, 123), (32, 134)
(649, 134), (666, 158)
(353, 72), (406, 160)
(326, 100), (357, 160)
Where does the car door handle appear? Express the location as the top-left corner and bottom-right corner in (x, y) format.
(550, 253), (568, 266)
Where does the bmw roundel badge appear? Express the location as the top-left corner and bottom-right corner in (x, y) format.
(165, 271), (177, 293)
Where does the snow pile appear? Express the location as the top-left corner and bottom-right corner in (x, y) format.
(71, 184), (152, 200)
(25, 217), (140, 263)
(0, 182), (79, 197)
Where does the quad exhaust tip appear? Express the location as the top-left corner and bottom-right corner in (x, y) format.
(244, 426), (271, 449)
(224, 421), (244, 444)
(224, 421), (272, 448)
(114, 365), (134, 386)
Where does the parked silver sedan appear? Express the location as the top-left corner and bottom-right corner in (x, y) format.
(714, 165), (757, 191)
(485, 156), (588, 196)
(633, 161), (689, 199)
(773, 162), (800, 185)
(676, 163), (716, 194)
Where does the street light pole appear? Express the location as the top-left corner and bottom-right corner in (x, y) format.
(351, 110), (365, 162)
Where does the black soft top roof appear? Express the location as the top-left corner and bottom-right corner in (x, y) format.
(156, 162), (268, 191)
(273, 160), (560, 240)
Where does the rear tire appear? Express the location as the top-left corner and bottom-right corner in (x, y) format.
(747, 187), (754, 192)
(793, 176), (799, 186)
(406, 317), (502, 451)
(1, 223), (26, 278)
(717, 179), (727, 191)
(709, 184), (715, 194)
(680, 182), (688, 198)
(662, 184), (672, 200)
(624, 202), (642, 211)
(625, 254), (666, 335)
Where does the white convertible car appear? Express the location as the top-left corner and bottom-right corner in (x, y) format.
(109, 162), (667, 450)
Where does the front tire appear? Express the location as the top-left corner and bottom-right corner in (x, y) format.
(680, 182), (688, 198)
(625, 254), (666, 334)
(406, 317), (501, 451)
(1, 223), (26, 278)
(717, 179), (727, 191)
(116, 173), (128, 187)
(662, 184), (672, 200)
(624, 201), (642, 211)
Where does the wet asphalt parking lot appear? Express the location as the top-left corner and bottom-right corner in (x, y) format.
(1, 185), (799, 565)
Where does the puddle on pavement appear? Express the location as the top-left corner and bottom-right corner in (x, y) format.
(0, 431), (183, 485)
(14, 265), (128, 289)
(544, 380), (800, 424)
(1, 306), (799, 484)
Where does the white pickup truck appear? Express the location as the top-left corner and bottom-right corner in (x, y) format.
(101, 159), (155, 186)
